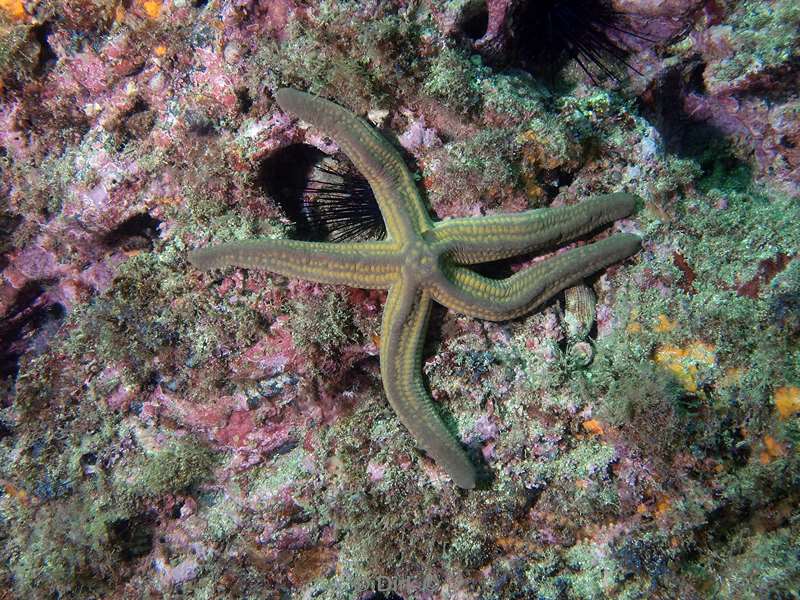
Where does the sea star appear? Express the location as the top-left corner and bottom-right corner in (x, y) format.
(190, 88), (641, 489)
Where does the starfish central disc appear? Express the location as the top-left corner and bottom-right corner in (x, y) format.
(403, 241), (438, 280)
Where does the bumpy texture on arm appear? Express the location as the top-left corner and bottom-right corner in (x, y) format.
(275, 89), (433, 240)
(189, 239), (402, 288)
(435, 234), (641, 321)
(432, 193), (638, 264)
(380, 282), (477, 489)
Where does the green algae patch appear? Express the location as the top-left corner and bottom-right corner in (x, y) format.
(133, 438), (216, 497)
(252, 1), (427, 111)
(698, 526), (800, 599)
(286, 289), (359, 356)
(2, 426), (211, 597)
(6, 496), (138, 597)
(705, 0), (800, 89)
(422, 46), (483, 114)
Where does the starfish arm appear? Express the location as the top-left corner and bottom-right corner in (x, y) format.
(189, 239), (401, 288)
(276, 89), (433, 240)
(432, 233), (641, 321)
(430, 193), (638, 264)
(381, 280), (477, 488)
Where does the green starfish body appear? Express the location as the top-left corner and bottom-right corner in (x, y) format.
(190, 89), (641, 489)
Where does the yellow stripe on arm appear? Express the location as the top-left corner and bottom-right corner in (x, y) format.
(275, 89), (433, 240)
(433, 234), (641, 321)
(432, 193), (638, 264)
(189, 239), (402, 289)
(380, 281), (477, 488)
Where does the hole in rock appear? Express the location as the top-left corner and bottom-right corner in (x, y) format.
(461, 1), (489, 40)
(255, 144), (385, 242)
(103, 213), (162, 251)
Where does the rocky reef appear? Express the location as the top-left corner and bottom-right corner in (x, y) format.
(1, 0), (798, 598)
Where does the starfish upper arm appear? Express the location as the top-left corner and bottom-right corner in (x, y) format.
(431, 193), (637, 264)
(189, 239), (402, 288)
(380, 280), (477, 489)
(433, 233), (641, 321)
(275, 89), (433, 240)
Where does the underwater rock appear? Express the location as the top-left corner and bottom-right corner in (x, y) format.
(1, 0), (799, 598)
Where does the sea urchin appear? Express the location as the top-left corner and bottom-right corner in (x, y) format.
(513, 0), (646, 83)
